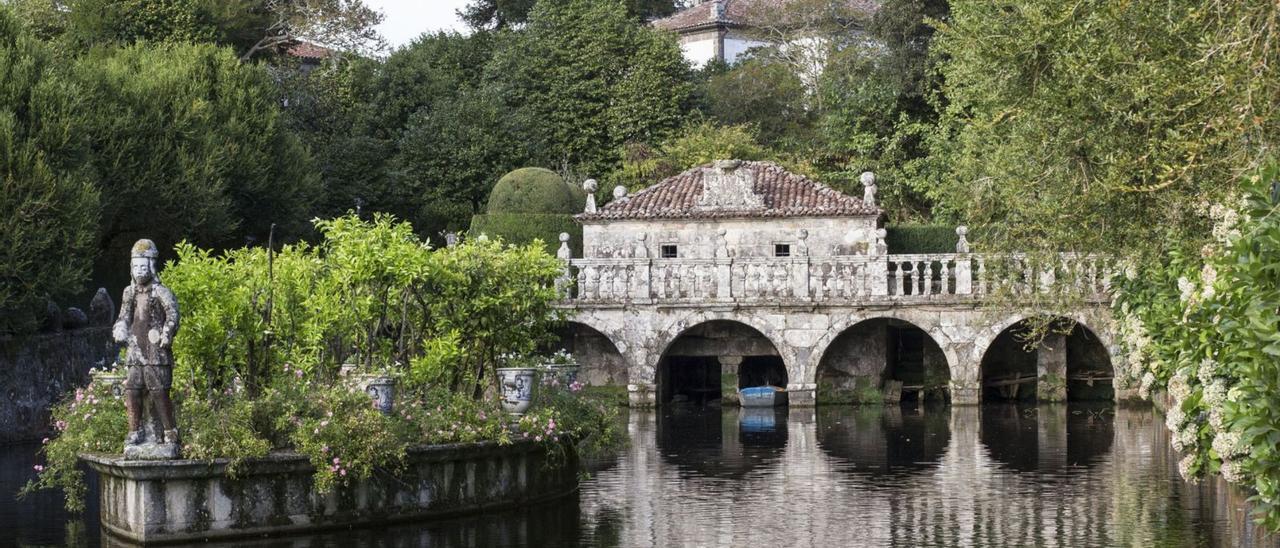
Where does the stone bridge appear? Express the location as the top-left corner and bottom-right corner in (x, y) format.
(556, 252), (1124, 407)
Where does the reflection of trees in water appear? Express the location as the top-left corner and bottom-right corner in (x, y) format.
(656, 408), (787, 479)
(979, 403), (1114, 474)
(815, 405), (951, 481)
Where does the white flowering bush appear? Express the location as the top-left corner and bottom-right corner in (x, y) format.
(1113, 162), (1280, 529)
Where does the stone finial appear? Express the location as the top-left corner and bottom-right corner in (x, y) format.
(860, 171), (877, 207)
(874, 228), (888, 256)
(613, 185), (629, 201)
(956, 225), (971, 253)
(715, 229), (729, 258)
(583, 179), (598, 214)
(89, 287), (115, 326)
(556, 233), (572, 261)
(634, 233), (649, 258)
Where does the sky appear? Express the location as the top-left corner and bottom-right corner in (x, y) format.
(365, 0), (471, 50)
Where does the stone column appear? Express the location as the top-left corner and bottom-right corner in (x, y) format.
(786, 383), (817, 407)
(954, 256), (973, 295)
(1038, 404), (1068, 471)
(720, 355), (742, 406)
(632, 260), (651, 303)
(628, 382), (657, 407)
(1037, 332), (1068, 402)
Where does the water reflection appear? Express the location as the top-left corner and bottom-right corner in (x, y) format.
(2, 405), (1277, 547)
(816, 404), (950, 481)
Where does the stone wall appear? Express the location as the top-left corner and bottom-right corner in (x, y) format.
(582, 217), (878, 260)
(83, 440), (579, 544)
(0, 327), (117, 443)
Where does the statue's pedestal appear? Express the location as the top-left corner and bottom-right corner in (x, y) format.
(122, 442), (179, 460)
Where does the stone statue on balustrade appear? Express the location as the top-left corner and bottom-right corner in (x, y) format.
(861, 172), (877, 207)
(113, 239), (182, 460)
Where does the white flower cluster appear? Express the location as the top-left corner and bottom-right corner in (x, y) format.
(1139, 371), (1157, 400)
(1173, 425), (1199, 453)
(1165, 404), (1187, 432)
(1220, 460), (1245, 484)
(1178, 454), (1200, 483)
(1168, 368), (1193, 402)
(1199, 264), (1218, 300)
(1212, 431), (1248, 460)
(1177, 276), (1195, 303)
(1196, 358), (1219, 385)
(1209, 201), (1242, 244)
(1202, 380), (1228, 408)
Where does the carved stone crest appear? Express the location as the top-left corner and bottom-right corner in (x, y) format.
(696, 160), (764, 212)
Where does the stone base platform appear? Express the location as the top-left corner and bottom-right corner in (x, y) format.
(82, 440), (578, 545)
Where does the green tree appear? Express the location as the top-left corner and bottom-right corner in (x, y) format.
(75, 42), (317, 285)
(702, 57), (813, 148)
(486, 0), (694, 176)
(0, 7), (99, 333)
(461, 0), (679, 30)
(611, 121), (771, 195)
(929, 0), (1280, 257)
(817, 0), (949, 221)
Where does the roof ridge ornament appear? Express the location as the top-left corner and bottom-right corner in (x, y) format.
(696, 160), (765, 212)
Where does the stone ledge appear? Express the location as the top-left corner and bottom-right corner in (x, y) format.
(82, 439), (579, 545)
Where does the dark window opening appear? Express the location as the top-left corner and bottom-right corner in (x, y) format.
(774, 244), (791, 257)
(661, 244), (678, 258)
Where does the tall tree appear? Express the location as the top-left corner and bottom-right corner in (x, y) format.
(461, 0), (679, 30)
(485, 0), (694, 175)
(0, 6), (99, 333)
(930, 0), (1280, 257)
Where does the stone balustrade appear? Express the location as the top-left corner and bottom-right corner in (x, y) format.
(563, 253), (1112, 305)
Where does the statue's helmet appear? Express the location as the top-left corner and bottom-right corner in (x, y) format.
(131, 239), (160, 259)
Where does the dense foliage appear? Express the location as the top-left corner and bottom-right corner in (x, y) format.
(1113, 163), (1280, 528)
(469, 213), (583, 256)
(0, 9), (99, 333)
(24, 216), (620, 511)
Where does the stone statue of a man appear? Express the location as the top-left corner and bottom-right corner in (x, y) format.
(113, 239), (181, 458)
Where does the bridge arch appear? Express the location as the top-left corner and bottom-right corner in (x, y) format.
(551, 321), (629, 386)
(977, 314), (1116, 402)
(814, 316), (951, 404)
(655, 316), (789, 405)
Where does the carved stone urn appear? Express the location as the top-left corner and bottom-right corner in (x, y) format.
(496, 367), (537, 415)
(340, 362), (397, 415)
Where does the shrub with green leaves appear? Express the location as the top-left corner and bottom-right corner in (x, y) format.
(1114, 162), (1280, 529)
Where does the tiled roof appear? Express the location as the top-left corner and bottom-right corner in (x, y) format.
(578, 161), (880, 221)
(285, 41), (335, 60)
(651, 0), (880, 33)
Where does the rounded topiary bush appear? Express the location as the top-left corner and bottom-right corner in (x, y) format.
(486, 168), (579, 214)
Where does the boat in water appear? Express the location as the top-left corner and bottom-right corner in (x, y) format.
(739, 385), (788, 407)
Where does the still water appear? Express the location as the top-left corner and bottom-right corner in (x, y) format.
(4, 404), (1276, 547)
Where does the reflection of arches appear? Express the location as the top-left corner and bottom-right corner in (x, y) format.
(656, 408), (786, 478)
(815, 406), (950, 481)
(979, 317), (1114, 402)
(979, 403), (1114, 473)
(658, 320), (786, 405)
(816, 318), (950, 404)
(552, 322), (627, 386)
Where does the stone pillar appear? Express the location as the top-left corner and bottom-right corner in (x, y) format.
(627, 382), (657, 407)
(786, 382), (816, 407)
(720, 355), (741, 406)
(632, 260), (651, 303)
(716, 259), (733, 300)
(954, 256), (973, 295)
(1037, 332), (1067, 402)
(950, 380), (981, 405)
(791, 259), (810, 300)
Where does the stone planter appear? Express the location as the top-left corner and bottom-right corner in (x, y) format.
(82, 439), (578, 545)
(497, 367), (536, 415)
(542, 364), (580, 388)
(339, 363), (397, 415)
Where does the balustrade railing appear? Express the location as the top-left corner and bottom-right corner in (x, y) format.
(561, 253), (1113, 305)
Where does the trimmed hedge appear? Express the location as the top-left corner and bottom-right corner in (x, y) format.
(469, 213), (582, 256)
(486, 168), (579, 214)
(885, 224), (959, 254)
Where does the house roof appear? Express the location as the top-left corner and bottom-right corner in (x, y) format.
(284, 41), (335, 61)
(578, 160), (880, 222)
(651, 0), (881, 33)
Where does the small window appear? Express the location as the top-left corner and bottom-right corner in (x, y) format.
(774, 244), (791, 257)
(660, 244), (678, 258)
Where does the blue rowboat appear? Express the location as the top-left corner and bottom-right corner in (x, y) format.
(739, 385), (788, 407)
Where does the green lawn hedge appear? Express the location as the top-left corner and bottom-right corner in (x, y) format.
(469, 213), (582, 256)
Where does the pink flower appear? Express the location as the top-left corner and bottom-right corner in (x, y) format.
(332, 457), (340, 465)
(41, 438), (49, 445)
(55, 420), (67, 431)
(534, 435), (542, 442)
(33, 465), (44, 472)
(340, 469), (347, 476)
(569, 381), (584, 393)
(295, 369), (304, 378)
